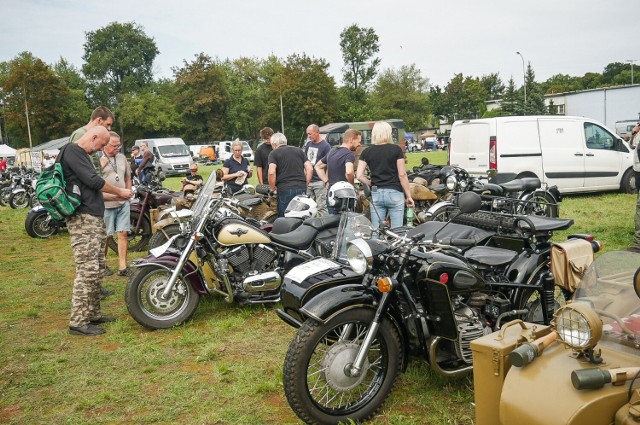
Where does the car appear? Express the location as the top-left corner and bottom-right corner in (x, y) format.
(217, 141), (254, 162)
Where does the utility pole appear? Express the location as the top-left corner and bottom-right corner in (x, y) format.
(516, 52), (527, 106)
(22, 82), (32, 149)
(627, 60), (637, 85)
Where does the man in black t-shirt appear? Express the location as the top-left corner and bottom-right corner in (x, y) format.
(255, 127), (274, 185)
(268, 132), (313, 217)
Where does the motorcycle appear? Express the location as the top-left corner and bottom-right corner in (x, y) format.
(24, 205), (67, 238)
(125, 171), (342, 329)
(9, 173), (37, 209)
(276, 189), (600, 424)
(473, 251), (640, 425)
(424, 166), (561, 222)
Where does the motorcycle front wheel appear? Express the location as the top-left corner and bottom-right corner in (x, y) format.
(25, 209), (59, 238)
(517, 191), (559, 218)
(0, 187), (11, 206)
(283, 308), (402, 424)
(108, 210), (151, 253)
(9, 191), (29, 209)
(148, 224), (180, 250)
(125, 265), (200, 329)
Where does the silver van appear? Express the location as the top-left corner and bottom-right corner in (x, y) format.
(135, 137), (193, 177)
(448, 116), (635, 194)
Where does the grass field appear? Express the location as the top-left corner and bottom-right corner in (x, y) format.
(0, 151), (636, 424)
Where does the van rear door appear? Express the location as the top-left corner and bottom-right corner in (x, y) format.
(538, 118), (584, 191)
(449, 121), (491, 175)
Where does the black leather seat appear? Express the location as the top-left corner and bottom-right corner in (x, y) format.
(464, 246), (518, 266)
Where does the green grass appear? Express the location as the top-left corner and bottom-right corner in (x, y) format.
(0, 152), (636, 424)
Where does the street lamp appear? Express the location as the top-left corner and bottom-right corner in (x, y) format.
(516, 51), (527, 105)
(627, 60), (637, 85)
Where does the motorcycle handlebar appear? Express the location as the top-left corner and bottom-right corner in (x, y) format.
(450, 238), (477, 247)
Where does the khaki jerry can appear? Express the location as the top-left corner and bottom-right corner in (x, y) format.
(470, 320), (551, 425)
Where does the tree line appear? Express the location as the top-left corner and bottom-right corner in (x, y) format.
(0, 21), (635, 149)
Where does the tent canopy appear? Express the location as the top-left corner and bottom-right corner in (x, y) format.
(0, 144), (16, 157)
(30, 137), (70, 152)
(420, 132), (436, 139)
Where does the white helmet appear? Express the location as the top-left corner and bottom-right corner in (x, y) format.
(328, 181), (357, 212)
(285, 195), (318, 219)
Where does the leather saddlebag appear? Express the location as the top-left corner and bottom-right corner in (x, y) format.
(550, 238), (594, 292)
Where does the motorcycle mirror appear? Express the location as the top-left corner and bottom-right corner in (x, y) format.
(421, 157), (430, 166)
(457, 191), (482, 214)
(634, 267), (640, 300)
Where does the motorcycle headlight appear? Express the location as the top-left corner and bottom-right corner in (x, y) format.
(554, 303), (602, 350)
(446, 175), (457, 191)
(346, 239), (373, 275)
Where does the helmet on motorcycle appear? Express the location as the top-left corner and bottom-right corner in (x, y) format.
(327, 182), (357, 212)
(284, 195), (318, 219)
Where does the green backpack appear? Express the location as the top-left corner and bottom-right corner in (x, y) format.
(36, 145), (81, 220)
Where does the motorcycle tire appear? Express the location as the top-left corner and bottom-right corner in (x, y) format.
(515, 265), (571, 325)
(148, 224), (181, 250)
(427, 204), (458, 222)
(108, 210), (151, 253)
(125, 265), (200, 329)
(283, 308), (402, 424)
(0, 187), (11, 206)
(517, 191), (559, 218)
(25, 209), (59, 238)
(29, 192), (40, 208)
(9, 191), (30, 209)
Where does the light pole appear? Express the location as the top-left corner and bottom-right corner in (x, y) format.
(516, 51), (527, 106)
(627, 60), (637, 85)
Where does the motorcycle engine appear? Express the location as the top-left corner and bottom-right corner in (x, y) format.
(454, 304), (490, 364)
(221, 243), (278, 275)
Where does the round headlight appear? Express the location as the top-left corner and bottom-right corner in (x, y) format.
(446, 175), (457, 191)
(554, 303), (602, 350)
(346, 239), (373, 275)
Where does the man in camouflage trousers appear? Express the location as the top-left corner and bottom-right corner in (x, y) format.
(60, 127), (134, 336)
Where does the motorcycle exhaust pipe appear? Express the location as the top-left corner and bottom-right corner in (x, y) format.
(428, 337), (474, 377)
(243, 271), (281, 292)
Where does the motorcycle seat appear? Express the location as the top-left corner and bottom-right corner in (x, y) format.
(464, 246), (518, 266)
(269, 225), (317, 250)
(303, 214), (341, 232)
(270, 217), (303, 234)
(518, 215), (574, 233)
(500, 177), (541, 193)
(238, 197), (263, 208)
(409, 221), (494, 246)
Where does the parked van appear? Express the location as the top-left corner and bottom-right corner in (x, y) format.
(134, 137), (193, 177)
(615, 119), (639, 141)
(216, 141), (254, 162)
(448, 116), (635, 194)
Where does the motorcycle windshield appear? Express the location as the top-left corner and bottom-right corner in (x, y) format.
(189, 171), (220, 223)
(332, 212), (373, 263)
(572, 251), (640, 355)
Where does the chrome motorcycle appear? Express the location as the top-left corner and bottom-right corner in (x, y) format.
(125, 172), (340, 329)
(277, 190), (599, 424)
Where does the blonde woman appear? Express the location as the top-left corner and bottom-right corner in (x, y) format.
(356, 121), (414, 228)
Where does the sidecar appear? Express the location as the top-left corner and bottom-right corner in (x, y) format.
(472, 251), (640, 425)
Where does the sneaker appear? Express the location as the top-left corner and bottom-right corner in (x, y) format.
(69, 324), (106, 336)
(104, 266), (114, 276)
(117, 268), (131, 277)
(89, 316), (116, 324)
(100, 286), (115, 299)
(626, 246), (640, 254)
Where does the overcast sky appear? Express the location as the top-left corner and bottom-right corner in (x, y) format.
(2, 0), (638, 89)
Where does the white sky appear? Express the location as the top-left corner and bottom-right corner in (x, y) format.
(1, 0), (638, 88)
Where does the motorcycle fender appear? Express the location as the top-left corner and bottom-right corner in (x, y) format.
(499, 344), (631, 425)
(300, 283), (376, 324)
(132, 253), (210, 295)
(505, 251), (545, 284)
(129, 201), (143, 214)
(153, 216), (176, 231)
(409, 182), (438, 201)
(12, 188), (26, 194)
(426, 200), (455, 216)
(217, 218), (270, 246)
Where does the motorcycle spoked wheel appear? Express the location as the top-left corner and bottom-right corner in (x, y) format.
(428, 205), (458, 222)
(518, 285), (571, 324)
(9, 191), (30, 209)
(0, 187), (11, 206)
(125, 265), (200, 329)
(25, 209), (59, 238)
(517, 192), (559, 218)
(283, 308), (402, 424)
(108, 210), (151, 253)
(148, 224), (181, 250)
(29, 192), (40, 208)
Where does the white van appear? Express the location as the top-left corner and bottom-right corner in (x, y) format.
(135, 137), (193, 177)
(216, 141), (254, 162)
(448, 116), (635, 194)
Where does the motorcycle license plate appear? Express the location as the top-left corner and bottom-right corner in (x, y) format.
(286, 258), (341, 283)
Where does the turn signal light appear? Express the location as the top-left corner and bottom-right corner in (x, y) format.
(194, 231), (204, 241)
(377, 277), (393, 293)
(439, 273), (449, 284)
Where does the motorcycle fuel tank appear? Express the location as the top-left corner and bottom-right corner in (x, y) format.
(217, 219), (271, 246)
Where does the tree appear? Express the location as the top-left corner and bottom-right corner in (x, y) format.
(82, 21), (158, 108)
(173, 53), (228, 142)
(2, 52), (70, 147)
(480, 73), (505, 99)
(496, 77), (522, 116)
(540, 73), (582, 94)
(438, 74), (488, 122)
(369, 64), (430, 131)
(523, 64), (547, 115)
(52, 58), (90, 136)
(602, 62), (627, 84)
(339, 24), (381, 91)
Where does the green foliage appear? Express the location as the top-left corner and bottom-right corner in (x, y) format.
(369, 64), (430, 131)
(479, 73), (505, 99)
(523, 64), (547, 115)
(339, 24), (381, 91)
(495, 77), (523, 116)
(540, 73), (583, 94)
(336, 86), (371, 122)
(52, 58), (91, 136)
(82, 21), (158, 106)
(174, 53), (229, 142)
(438, 73), (489, 121)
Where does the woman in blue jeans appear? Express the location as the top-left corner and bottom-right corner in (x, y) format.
(356, 121), (414, 229)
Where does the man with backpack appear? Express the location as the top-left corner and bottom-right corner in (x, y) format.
(61, 126), (134, 336)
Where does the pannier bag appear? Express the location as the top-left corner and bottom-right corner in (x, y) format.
(36, 145), (81, 220)
(550, 238), (594, 292)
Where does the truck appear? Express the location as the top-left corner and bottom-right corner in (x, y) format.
(134, 137), (193, 177)
(448, 115), (635, 194)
